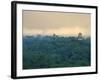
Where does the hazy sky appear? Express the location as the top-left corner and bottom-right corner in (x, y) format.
(23, 10), (91, 36)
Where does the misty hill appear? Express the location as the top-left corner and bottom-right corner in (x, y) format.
(23, 35), (91, 69)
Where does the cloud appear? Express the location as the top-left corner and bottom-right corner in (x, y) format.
(23, 10), (91, 36)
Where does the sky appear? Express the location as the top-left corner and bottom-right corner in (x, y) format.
(23, 10), (91, 36)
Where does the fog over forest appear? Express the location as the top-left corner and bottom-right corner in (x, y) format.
(22, 10), (91, 69)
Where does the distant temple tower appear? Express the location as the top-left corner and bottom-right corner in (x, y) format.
(53, 33), (56, 37)
(53, 33), (58, 37)
(77, 33), (83, 40)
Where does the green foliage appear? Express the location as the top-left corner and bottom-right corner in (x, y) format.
(23, 36), (91, 69)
